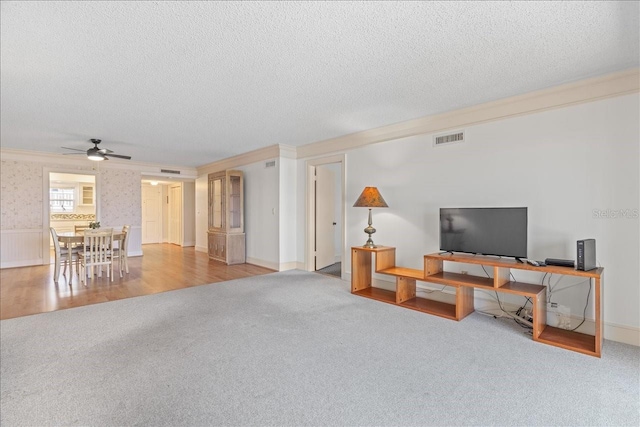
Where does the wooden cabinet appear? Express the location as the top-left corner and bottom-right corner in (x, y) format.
(352, 247), (604, 357)
(207, 170), (245, 264)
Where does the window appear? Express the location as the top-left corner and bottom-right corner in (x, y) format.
(50, 187), (75, 212)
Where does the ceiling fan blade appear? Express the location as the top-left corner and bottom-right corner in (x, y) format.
(61, 147), (86, 152)
(106, 153), (132, 160)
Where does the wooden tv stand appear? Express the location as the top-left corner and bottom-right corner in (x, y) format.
(351, 247), (604, 357)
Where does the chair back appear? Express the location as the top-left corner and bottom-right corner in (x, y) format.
(121, 225), (131, 255)
(50, 227), (62, 258)
(82, 228), (114, 268)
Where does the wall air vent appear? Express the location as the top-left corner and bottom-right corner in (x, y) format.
(160, 169), (181, 174)
(265, 160), (276, 168)
(433, 130), (465, 147)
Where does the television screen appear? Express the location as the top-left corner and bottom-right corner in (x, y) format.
(439, 207), (527, 259)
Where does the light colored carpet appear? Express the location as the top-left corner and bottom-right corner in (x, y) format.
(1, 270), (638, 426)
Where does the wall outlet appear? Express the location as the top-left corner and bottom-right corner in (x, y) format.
(547, 302), (571, 329)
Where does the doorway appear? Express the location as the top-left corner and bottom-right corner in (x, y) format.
(44, 170), (97, 265)
(305, 155), (345, 278)
(141, 184), (162, 244)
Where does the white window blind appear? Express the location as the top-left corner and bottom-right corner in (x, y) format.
(50, 187), (75, 212)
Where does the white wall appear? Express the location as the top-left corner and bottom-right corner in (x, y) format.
(195, 175), (209, 252)
(240, 161), (280, 269)
(182, 181), (196, 246)
(279, 157), (297, 269)
(296, 93), (640, 336)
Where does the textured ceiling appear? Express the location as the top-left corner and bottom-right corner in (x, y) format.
(1, 1), (638, 167)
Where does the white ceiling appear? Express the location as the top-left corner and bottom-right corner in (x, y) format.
(1, 1), (638, 167)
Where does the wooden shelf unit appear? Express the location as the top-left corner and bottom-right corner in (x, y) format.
(351, 247), (604, 357)
(351, 246), (473, 321)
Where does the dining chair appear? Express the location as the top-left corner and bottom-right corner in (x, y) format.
(50, 227), (80, 284)
(79, 228), (114, 283)
(111, 225), (131, 275)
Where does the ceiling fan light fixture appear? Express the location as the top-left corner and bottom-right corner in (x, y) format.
(87, 151), (105, 161)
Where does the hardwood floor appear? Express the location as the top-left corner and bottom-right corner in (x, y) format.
(0, 244), (275, 320)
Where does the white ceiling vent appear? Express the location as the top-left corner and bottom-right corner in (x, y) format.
(265, 160), (276, 168)
(433, 130), (465, 147)
(160, 169), (181, 174)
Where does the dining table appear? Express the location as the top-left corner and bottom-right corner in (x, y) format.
(56, 230), (125, 281)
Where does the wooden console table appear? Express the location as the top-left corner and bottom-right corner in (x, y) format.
(351, 247), (604, 357)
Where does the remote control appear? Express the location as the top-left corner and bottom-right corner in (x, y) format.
(527, 260), (539, 266)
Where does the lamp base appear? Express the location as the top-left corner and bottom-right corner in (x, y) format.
(362, 226), (377, 248)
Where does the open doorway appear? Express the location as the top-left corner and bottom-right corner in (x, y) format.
(140, 179), (195, 247)
(45, 171), (97, 264)
(305, 155), (345, 278)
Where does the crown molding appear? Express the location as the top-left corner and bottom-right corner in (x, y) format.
(279, 144), (297, 159)
(197, 144), (291, 175)
(0, 148), (197, 178)
(296, 68), (640, 159)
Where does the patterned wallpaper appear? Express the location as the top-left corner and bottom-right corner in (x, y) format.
(0, 160), (44, 229)
(99, 169), (141, 227)
(0, 159), (140, 230)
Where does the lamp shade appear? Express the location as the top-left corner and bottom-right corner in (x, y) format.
(353, 187), (388, 208)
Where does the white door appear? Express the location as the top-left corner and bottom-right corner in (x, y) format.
(142, 185), (162, 244)
(315, 166), (335, 270)
(169, 184), (182, 245)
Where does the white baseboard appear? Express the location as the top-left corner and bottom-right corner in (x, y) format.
(278, 261), (298, 272)
(245, 258), (306, 272)
(195, 245), (208, 253)
(605, 322), (640, 347)
(246, 257), (279, 271)
(181, 241), (195, 247)
(127, 251), (143, 257)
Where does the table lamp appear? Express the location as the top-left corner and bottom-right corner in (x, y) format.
(353, 187), (388, 248)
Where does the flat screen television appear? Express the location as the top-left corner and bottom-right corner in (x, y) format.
(439, 207), (527, 259)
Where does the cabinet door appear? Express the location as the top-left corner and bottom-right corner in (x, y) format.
(209, 175), (225, 230)
(79, 184), (95, 206)
(227, 171), (243, 232)
(207, 233), (216, 258)
(218, 235), (226, 260)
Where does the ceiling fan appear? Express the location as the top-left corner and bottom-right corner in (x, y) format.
(62, 139), (132, 161)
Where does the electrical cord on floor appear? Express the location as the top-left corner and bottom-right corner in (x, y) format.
(492, 291), (533, 329)
(515, 297), (532, 318)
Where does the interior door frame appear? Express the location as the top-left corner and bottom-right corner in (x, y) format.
(305, 154), (345, 275)
(42, 167), (99, 265)
(168, 183), (183, 245)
